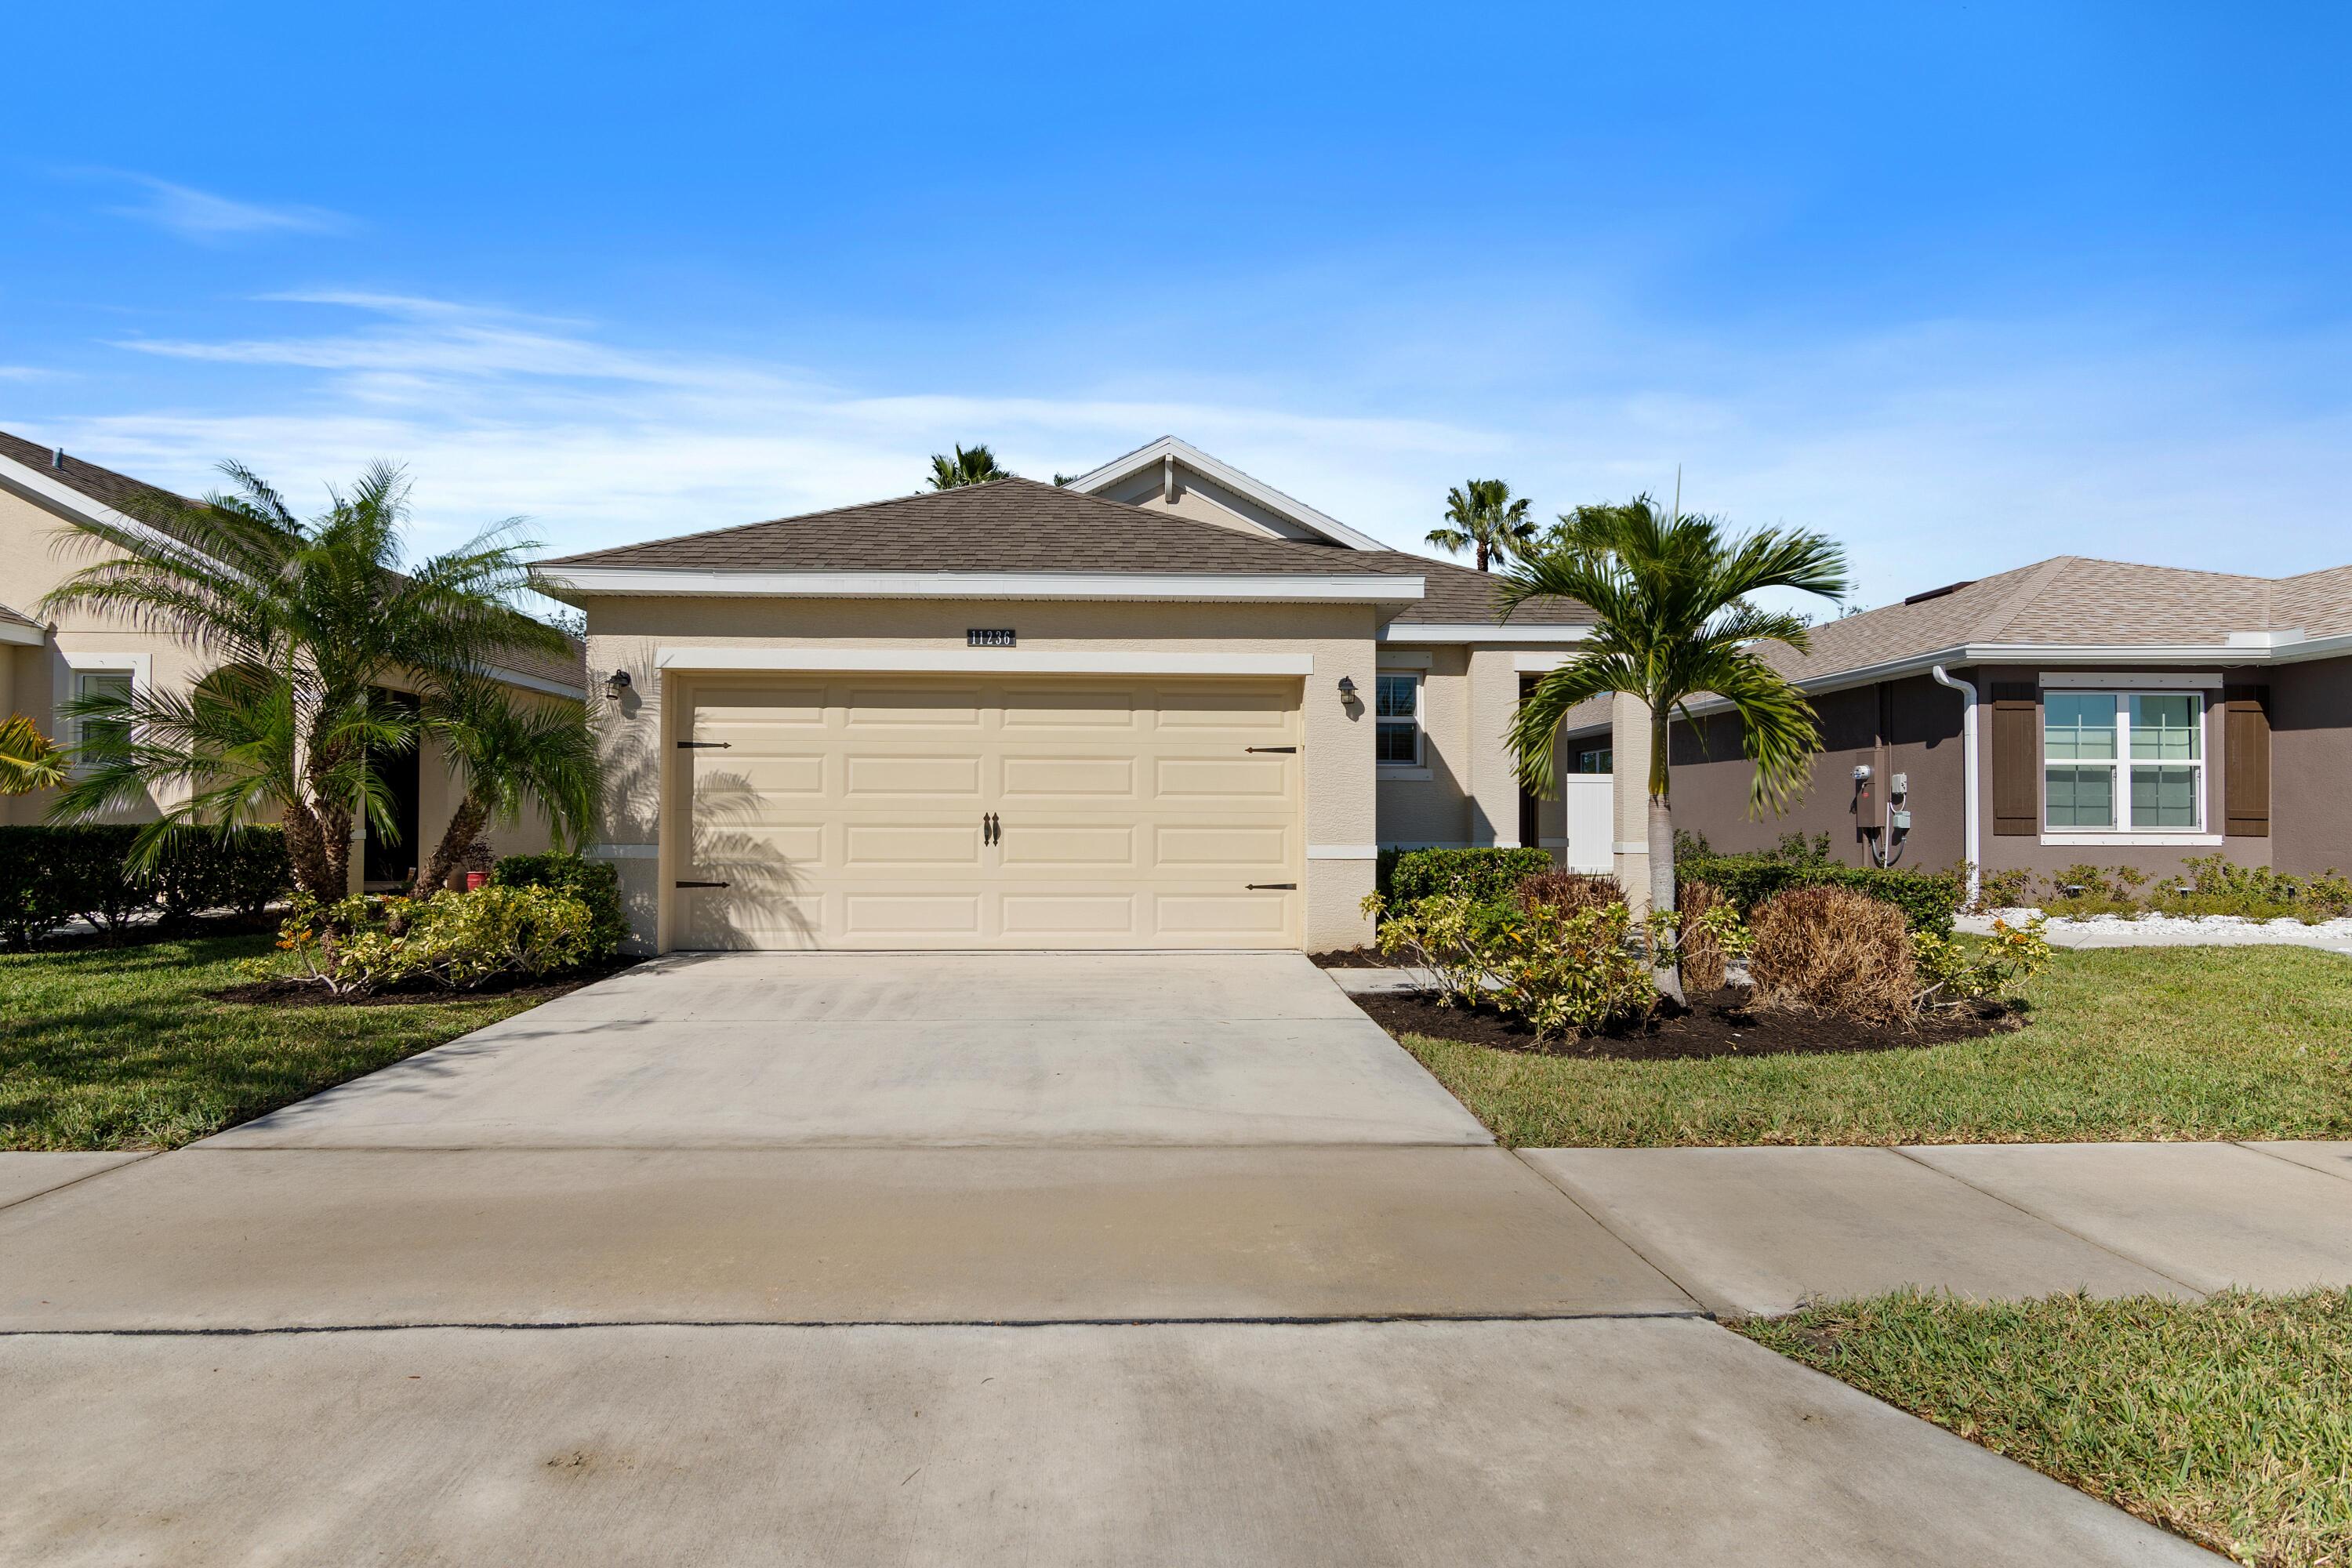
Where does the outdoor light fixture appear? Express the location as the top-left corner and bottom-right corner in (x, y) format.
(1337, 676), (1358, 703)
(604, 670), (633, 699)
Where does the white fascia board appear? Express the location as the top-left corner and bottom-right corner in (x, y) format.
(2038, 670), (2222, 689)
(483, 665), (589, 699)
(0, 617), (45, 647)
(1063, 436), (1389, 552)
(544, 567), (1419, 604)
(655, 648), (1316, 677)
(0, 452), (218, 569)
(1377, 622), (1592, 644)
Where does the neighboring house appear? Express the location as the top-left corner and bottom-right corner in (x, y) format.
(1558, 555), (2352, 895)
(539, 437), (1597, 953)
(0, 430), (588, 886)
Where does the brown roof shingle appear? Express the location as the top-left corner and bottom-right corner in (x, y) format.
(544, 477), (1592, 626)
(0, 430), (188, 517)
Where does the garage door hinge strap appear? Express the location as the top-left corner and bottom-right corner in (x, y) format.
(675, 880), (731, 888)
(1245, 883), (1298, 891)
(676, 740), (731, 749)
(1244, 746), (1298, 753)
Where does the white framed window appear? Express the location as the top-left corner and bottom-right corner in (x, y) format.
(56, 652), (151, 765)
(1374, 671), (1422, 767)
(2043, 689), (2205, 833)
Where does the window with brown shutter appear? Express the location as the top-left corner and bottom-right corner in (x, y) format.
(1991, 683), (2038, 836)
(2223, 685), (2270, 837)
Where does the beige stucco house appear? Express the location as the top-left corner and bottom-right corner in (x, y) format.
(542, 437), (1598, 953)
(0, 430), (587, 884)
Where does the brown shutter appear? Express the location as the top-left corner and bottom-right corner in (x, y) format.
(2223, 685), (2270, 837)
(1991, 682), (2039, 836)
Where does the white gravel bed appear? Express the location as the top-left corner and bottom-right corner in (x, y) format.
(1958, 909), (2352, 949)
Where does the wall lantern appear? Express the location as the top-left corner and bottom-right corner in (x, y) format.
(604, 670), (633, 700)
(1336, 675), (1358, 704)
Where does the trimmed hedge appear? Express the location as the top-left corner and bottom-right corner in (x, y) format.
(0, 825), (292, 948)
(1388, 847), (1556, 906)
(1675, 851), (1962, 936)
(488, 851), (628, 955)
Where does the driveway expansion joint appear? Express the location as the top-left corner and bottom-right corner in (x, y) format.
(1886, 1145), (2212, 1298)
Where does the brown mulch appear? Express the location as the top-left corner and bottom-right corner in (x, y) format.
(1354, 985), (2018, 1062)
(205, 957), (644, 1010)
(1308, 947), (1395, 969)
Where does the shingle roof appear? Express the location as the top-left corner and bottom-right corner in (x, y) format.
(1760, 554), (2352, 684)
(543, 477), (1592, 626)
(0, 601), (44, 633)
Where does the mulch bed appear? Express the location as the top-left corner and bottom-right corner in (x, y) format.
(1354, 985), (2017, 1061)
(1308, 947), (1394, 969)
(206, 956), (644, 1010)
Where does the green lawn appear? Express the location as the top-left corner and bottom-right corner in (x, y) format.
(1400, 946), (2352, 1146)
(1740, 1290), (2352, 1567)
(0, 934), (552, 1151)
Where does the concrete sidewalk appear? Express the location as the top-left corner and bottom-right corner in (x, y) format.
(1526, 1140), (2352, 1316)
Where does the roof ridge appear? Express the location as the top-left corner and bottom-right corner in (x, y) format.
(1968, 555), (2079, 641)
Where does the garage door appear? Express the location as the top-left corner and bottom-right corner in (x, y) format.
(672, 675), (1303, 949)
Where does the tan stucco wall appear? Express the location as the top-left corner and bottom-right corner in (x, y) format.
(1371, 644), (1581, 852)
(581, 596), (1385, 952)
(1098, 467), (1329, 542)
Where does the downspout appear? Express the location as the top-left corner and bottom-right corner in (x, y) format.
(1930, 665), (1979, 908)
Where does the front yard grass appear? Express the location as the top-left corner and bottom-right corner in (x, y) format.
(1740, 1289), (2352, 1567)
(1399, 946), (2352, 1146)
(0, 934), (549, 1151)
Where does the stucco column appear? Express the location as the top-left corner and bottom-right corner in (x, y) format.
(1464, 647), (1522, 846)
(1610, 691), (1652, 912)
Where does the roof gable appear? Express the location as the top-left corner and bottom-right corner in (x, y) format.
(1065, 436), (1386, 551)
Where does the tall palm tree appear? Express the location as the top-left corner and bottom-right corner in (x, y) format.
(1428, 479), (1536, 572)
(38, 461), (574, 898)
(927, 444), (1013, 489)
(410, 674), (602, 897)
(0, 716), (67, 795)
(1502, 490), (1848, 1000)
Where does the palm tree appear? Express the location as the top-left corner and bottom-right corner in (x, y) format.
(927, 444), (1013, 489)
(1502, 490), (1848, 1000)
(1428, 479), (1536, 572)
(410, 674), (601, 897)
(0, 716), (67, 795)
(38, 462), (574, 898)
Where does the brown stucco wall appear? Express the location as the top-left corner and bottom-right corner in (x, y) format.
(1659, 674), (1967, 872)
(2270, 653), (2352, 877)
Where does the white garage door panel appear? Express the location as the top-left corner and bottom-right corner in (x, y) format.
(676, 676), (1301, 949)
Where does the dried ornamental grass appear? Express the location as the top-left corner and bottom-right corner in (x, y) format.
(1748, 884), (1917, 1025)
(1518, 869), (1622, 918)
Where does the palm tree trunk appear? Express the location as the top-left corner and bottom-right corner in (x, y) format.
(412, 795), (487, 900)
(281, 807), (337, 902)
(1648, 702), (1684, 1006)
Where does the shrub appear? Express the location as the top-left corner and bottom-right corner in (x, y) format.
(2038, 863), (2147, 918)
(1748, 884), (1918, 1025)
(1388, 847), (1556, 906)
(276, 882), (607, 994)
(1912, 916), (2054, 1009)
(1519, 869), (1621, 917)
(2149, 855), (2352, 924)
(1973, 866), (2035, 912)
(147, 828), (292, 924)
(1676, 879), (1730, 992)
(488, 851), (627, 953)
(0, 824), (148, 945)
(1362, 889), (1657, 1040)
(1675, 851), (1962, 936)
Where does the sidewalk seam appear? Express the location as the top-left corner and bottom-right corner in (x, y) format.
(0, 1152), (161, 1216)
(1884, 1147), (2209, 1298)
(2230, 1139), (2352, 1184)
(1506, 1149), (1723, 1318)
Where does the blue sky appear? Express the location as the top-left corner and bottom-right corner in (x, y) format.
(5, 1), (2347, 608)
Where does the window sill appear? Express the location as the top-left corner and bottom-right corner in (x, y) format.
(1376, 767), (1432, 782)
(2039, 833), (2223, 847)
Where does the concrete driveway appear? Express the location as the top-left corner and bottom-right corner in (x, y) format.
(0, 950), (2208, 1563)
(204, 950), (1492, 1148)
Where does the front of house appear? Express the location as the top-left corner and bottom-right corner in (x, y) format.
(542, 438), (1598, 953)
(1560, 555), (2352, 893)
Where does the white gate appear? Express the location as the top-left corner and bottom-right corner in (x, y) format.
(1559, 775), (1614, 873)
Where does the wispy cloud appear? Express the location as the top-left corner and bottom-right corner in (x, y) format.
(49, 289), (2352, 598)
(99, 175), (350, 243)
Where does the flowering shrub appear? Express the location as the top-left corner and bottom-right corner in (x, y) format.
(272, 883), (605, 994)
(1911, 916), (2053, 1010)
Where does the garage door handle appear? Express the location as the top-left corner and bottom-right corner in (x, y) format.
(675, 880), (730, 888)
(1244, 746), (1298, 753)
(676, 740), (731, 750)
(1245, 883), (1297, 891)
